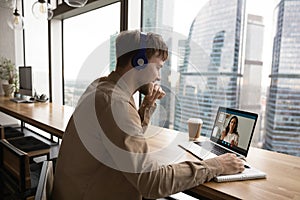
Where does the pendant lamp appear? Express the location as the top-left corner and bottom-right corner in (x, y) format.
(32, 0), (53, 20)
(7, 0), (24, 30)
(64, 0), (88, 8)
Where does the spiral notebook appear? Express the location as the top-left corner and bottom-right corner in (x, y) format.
(214, 166), (266, 182)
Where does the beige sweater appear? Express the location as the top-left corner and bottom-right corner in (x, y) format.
(52, 71), (222, 200)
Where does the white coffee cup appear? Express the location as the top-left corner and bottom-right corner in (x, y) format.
(187, 118), (203, 140)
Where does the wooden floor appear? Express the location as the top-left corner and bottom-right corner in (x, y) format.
(0, 126), (60, 200)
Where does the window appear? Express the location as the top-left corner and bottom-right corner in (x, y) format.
(63, 2), (120, 106)
(142, 0), (245, 136)
(51, 0), (300, 156)
(141, 0), (300, 157)
(24, 0), (49, 98)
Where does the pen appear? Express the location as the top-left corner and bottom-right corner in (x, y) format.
(244, 164), (250, 168)
(237, 154), (246, 161)
(237, 155), (250, 168)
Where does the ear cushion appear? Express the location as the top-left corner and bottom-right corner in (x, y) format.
(131, 49), (148, 70)
(131, 32), (148, 70)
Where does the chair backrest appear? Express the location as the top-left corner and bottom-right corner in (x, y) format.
(0, 139), (31, 192)
(35, 160), (54, 200)
(0, 125), (25, 139)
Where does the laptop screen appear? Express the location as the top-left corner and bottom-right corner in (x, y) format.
(210, 107), (258, 157)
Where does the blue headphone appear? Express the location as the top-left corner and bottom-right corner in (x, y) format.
(131, 32), (148, 70)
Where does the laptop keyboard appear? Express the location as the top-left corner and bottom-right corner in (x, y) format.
(195, 141), (231, 156)
(210, 145), (230, 155)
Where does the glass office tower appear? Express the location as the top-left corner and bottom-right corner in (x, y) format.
(174, 0), (245, 135)
(264, 0), (300, 156)
(109, 33), (117, 72)
(142, 0), (174, 128)
(240, 14), (264, 147)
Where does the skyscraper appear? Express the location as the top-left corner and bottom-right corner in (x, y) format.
(109, 33), (117, 72)
(174, 0), (245, 135)
(142, 0), (174, 128)
(240, 14), (264, 147)
(264, 0), (300, 156)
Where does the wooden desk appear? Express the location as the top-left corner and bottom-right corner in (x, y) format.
(0, 96), (73, 138)
(146, 126), (300, 200)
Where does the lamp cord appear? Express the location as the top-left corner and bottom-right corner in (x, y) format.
(14, 0), (17, 12)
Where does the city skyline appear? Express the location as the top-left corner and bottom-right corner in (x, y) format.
(173, 0), (245, 135)
(240, 14), (264, 147)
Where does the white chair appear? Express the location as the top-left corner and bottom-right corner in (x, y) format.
(35, 160), (55, 200)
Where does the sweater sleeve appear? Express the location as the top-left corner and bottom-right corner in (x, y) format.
(138, 101), (156, 132)
(123, 154), (223, 199)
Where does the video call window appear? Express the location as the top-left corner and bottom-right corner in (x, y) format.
(212, 111), (256, 151)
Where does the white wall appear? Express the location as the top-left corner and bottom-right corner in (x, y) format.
(0, 6), (15, 96)
(0, 1), (24, 65)
(0, 4), (23, 125)
(0, 7), (16, 61)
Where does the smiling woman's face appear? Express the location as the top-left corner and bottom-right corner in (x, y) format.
(229, 118), (237, 133)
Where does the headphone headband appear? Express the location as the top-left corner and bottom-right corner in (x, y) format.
(131, 32), (148, 69)
(139, 32), (147, 49)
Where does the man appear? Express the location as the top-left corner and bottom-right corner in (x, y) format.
(52, 30), (244, 200)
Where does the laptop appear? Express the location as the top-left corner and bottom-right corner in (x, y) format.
(180, 107), (258, 160)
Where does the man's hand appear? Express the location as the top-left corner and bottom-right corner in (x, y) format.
(215, 153), (245, 175)
(143, 83), (166, 106)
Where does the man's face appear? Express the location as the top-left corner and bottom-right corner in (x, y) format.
(138, 54), (164, 95)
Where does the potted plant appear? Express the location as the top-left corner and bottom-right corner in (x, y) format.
(0, 57), (18, 97)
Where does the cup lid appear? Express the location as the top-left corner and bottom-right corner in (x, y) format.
(187, 118), (203, 124)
